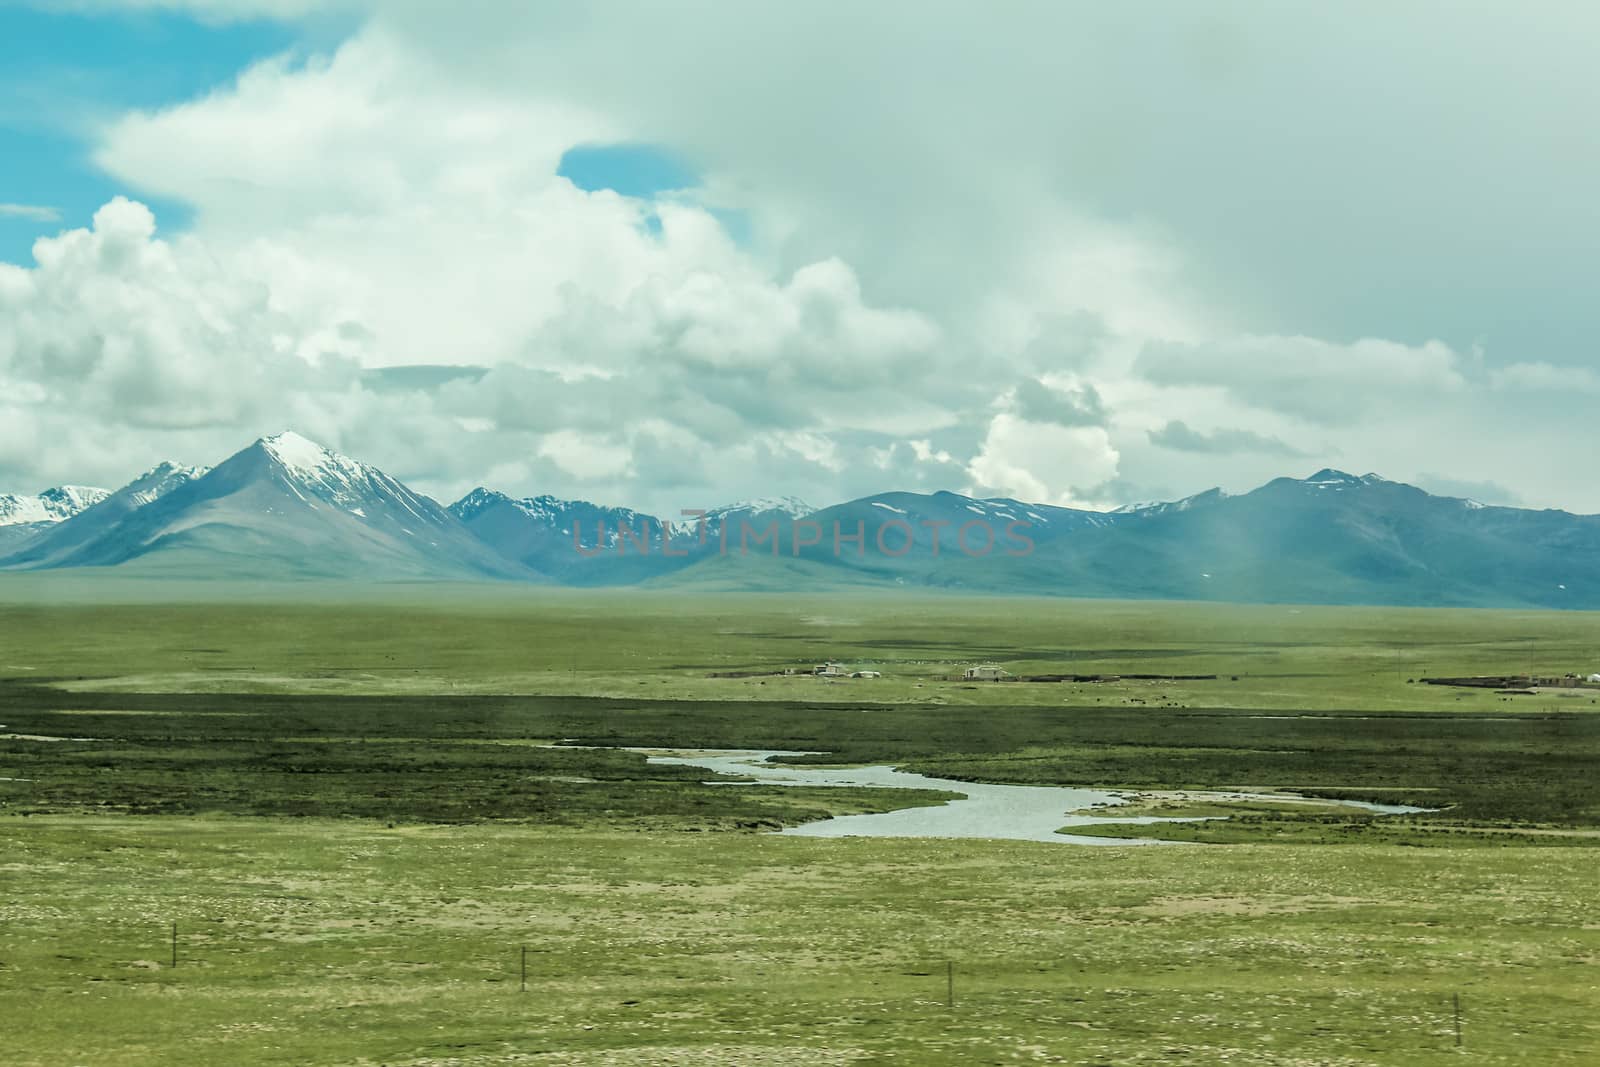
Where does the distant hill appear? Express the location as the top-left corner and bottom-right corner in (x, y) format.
(6, 439), (1599, 607)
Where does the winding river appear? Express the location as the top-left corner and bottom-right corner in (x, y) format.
(643, 749), (1428, 846)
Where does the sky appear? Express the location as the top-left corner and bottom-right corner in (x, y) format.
(3, 1), (1599, 514)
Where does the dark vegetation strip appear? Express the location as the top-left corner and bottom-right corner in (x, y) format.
(1, 683), (1596, 830)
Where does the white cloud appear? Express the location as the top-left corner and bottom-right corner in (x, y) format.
(0, 203), (61, 223)
(1488, 362), (1600, 395)
(1135, 336), (1470, 425)
(536, 430), (632, 481)
(966, 413), (1120, 507)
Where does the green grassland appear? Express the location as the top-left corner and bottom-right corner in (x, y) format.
(4, 579), (1600, 712)
(3, 582), (1599, 1064)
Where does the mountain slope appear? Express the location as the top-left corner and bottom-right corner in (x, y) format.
(649, 471), (1600, 607)
(941, 470), (1600, 606)
(2, 464), (207, 569)
(450, 488), (675, 584)
(3, 434), (535, 581)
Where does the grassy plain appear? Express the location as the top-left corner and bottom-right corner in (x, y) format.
(3, 582), (1598, 1064)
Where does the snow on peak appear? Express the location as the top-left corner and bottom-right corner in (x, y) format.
(708, 496), (813, 519)
(0, 484), (112, 526)
(255, 431), (435, 521)
(450, 487), (509, 519)
(1113, 488), (1227, 516)
(1303, 468), (1366, 487)
(258, 432), (379, 492)
(120, 462), (209, 507)
(260, 431), (352, 475)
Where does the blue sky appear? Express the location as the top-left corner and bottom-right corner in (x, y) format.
(0, 7), (305, 261)
(0, 8), (706, 263)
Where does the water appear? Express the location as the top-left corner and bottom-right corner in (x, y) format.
(642, 749), (1231, 845)
(643, 749), (1428, 845)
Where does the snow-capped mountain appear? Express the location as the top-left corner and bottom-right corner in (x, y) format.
(452, 488), (663, 545)
(2, 463), (208, 567)
(121, 463), (212, 508)
(1112, 487), (1231, 518)
(9, 443), (1600, 607)
(1, 433), (533, 580)
(704, 496), (814, 522)
(0, 485), (111, 526)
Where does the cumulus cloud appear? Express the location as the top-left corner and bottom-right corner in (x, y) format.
(1011, 379), (1107, 428)
(0, 197), (348, 435)
(966, 413), (1120, 508)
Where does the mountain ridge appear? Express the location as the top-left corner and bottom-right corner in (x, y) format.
(4, 433), (1597, 608)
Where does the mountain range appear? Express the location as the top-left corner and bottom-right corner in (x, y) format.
(2, 431), (1597, 608)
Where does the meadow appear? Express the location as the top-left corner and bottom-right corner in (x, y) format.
(3, 582), (1598, 1064)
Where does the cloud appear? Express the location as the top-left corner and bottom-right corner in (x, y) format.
(1011, 379), (1107, 427)
(32, 0), (350, 20)
(966, 413), (1120, 507)
(1135, 336), (1469, 425)
(1148, 419), (1308, 458)
(0, 203), (62, 223)
(8, 5), (1600, 514)
(1487, 361), (1600, 395)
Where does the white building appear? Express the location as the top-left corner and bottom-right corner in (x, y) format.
(963, 664), (1010, 681)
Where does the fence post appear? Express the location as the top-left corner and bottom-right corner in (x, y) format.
(521, 946), (527, 993)
(946, 960), (953, 1008)
(171, 922), (177, 969)
(1454, 992), (1462, 1047)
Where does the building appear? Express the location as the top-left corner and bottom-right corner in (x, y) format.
(963, 664), (1010, 681)
(813, 661), (846, 677)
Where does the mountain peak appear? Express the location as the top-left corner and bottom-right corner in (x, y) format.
(1113, 487), (1228, 515)
(1300, 469), (1391, 489)
(252, 431), (378, 494)
(259, 430), (340, 468)
(450, 487), (513, 521)
(0, 484), (112, 526)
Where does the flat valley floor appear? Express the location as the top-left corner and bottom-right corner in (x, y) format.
(2, 582), (1598, 1065)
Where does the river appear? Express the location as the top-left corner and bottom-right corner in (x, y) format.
(643, 748), (1427, 846)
